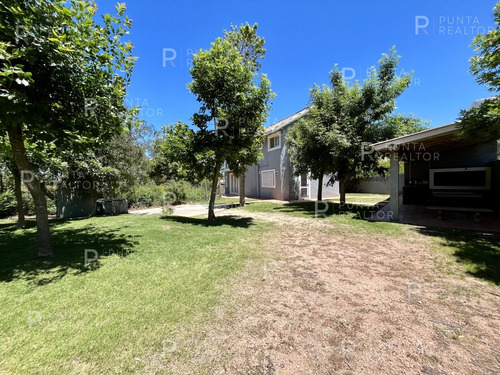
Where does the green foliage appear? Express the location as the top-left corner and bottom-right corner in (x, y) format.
(325, 49), (412, 185)
(186, 32), (273, 176)
(0, 189), (16, 217)
(165, 23), (273, 220)
(458, 2), (500, 138)
(150, 121), (196, 183)
(0, 0), (136, 147)
(127, 182), (164, 208)
(0, 0), (136, 254)
(381, 113), (430, 138)
(469, 2), (500, 91)
(223, 22), (265, 70)
(127, 180), (211, 208)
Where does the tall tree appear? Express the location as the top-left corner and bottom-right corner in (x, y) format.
(0, 0), (135, 256)
(288, 49), (411, 206)
(458, 2), (500, 138)
(329, 50), (412, 206)
(287, 86), (348, 201)
(223, 23), (267, 207)
(187, 28), (273, 222)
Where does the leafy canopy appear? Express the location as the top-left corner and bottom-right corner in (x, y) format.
(459, 1), (500, 139)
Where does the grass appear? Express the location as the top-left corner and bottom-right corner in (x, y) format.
(0, 214), (269, 374)
(326, 193), (389, 205)
(416, 227), (500, 285)
(241, 197), (403, 236)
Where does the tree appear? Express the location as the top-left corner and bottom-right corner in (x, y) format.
(223, 23), (267, 207)
(382, 113), (430, 138)
(458, 2), (500, 138)
(287, 86), (348, 201)
(0, 0), (135, 256)
(150, 123), (197, 184)
(288, 49), (411, 207)
(187, 27), (273, 222)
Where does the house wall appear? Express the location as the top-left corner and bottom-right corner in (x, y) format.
(354, 174), (404, 194)
(243, 130), (283, 200)
(237, 124), (342, 201)
(309, 175), (340, 200)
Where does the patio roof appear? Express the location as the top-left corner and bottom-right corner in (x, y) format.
(371, 122), (458, 152)
(371, 121), (499, 154)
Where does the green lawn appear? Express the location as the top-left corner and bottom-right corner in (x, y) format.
(0, 214), (268, 374)
(241, 196), (401, 236)
(326, 193), (389, 205)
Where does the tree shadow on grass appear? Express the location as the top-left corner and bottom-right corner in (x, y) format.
(0, 218), (140, 286)
(266, 201), (384, 220)
(160, 214), (255, 228)
(416, 227), (500, 285)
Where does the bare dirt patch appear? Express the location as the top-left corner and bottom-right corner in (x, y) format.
(151, 211), (500, 375)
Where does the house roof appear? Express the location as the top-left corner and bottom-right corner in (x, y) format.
(264, 107), (309, 135)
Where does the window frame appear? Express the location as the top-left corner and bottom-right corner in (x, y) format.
(261, 169), (276, 188)
(267, 133), (281, 151)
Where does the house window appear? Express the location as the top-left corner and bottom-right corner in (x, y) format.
(261, 169), (276, 188)
(268, 133), (281, 151)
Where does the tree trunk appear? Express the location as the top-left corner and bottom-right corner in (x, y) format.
(7, 124), (53, 256)
(0, 169), (3, 193)
(239, 175), (245, 207)
(208, 161), (222, 223)
(339, 173), (354, 212)
(13, 168), (25, 229)
(339, 179), (347, 211)
(317, 173), (323, 202)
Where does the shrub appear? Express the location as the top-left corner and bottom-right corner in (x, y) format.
(0, 189), (17, 218)
(126, 180), (214, 208)
(127, 183), (165, 208)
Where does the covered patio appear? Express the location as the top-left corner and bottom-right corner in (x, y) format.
(370, 121), (500, 230)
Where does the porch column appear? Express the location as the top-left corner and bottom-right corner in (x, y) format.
(389, 151), (399, 222)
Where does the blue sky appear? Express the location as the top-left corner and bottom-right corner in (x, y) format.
(104, 0), (498, 130)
